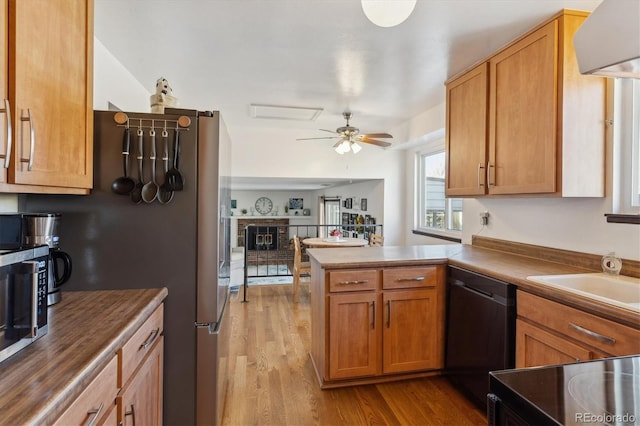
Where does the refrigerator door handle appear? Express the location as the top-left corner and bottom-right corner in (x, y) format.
(195, 322), (218, 333)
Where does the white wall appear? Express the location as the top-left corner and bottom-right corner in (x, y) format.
(93, 37), (151, 112)
(230, 190), (317, 217)
(0, 194), (18, 212)
(231, 180), (384, 224)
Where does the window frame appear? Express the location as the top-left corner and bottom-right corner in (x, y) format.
(609, 78), (640, 224)
(414, 141), (462, 241)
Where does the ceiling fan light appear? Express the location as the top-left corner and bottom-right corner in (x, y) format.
(351, 142), (362, 153)
(335, 140), (349, 154)
(361, 0), (416, 28)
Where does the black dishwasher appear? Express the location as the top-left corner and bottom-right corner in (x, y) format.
(445, 266), (516, 410)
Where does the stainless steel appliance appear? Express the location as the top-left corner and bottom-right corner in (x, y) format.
(445, 266), (516, 409)
(0, 245), (49, 363)
(23, 108), (232, 425)
(22, 213), (72, 306)
(0, 213), (73, 306)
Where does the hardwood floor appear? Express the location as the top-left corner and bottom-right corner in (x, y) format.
(222, 283), (487, 426)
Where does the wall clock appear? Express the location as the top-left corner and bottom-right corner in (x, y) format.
(255, 197), (273, 215)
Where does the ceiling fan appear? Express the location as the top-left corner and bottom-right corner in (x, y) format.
(297, 112), (393, 154)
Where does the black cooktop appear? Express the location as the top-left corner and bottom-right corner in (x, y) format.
(489, 356), (639, 425)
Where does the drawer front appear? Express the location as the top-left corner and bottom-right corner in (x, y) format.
(518, 291), (640, 356)
(383, 265), (443, 290)
(55, 356), (117, 426)
(119, 304), (164, 387)
(329, 269), (379, 292)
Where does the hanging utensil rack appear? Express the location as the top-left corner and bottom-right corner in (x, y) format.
(113, 111), (191, 131)
(111, 112), (190, 205)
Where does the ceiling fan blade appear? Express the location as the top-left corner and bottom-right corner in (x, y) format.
(360, 133), (393, 139)
(296, 136), (340, 141)
(358, 136), (392, 147)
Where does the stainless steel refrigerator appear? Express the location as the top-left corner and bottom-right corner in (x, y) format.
(22, 108), (232, 425)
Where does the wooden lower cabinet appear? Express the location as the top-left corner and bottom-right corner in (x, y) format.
(54, 356), (118, 426)
(117, 336), (164, 426)
(53, 303), (165, 425)
(313, 263), (446, 387)
(328, 292), (378, 379)
(383, 288), (443, 374)
(516, 291), (640, 368)
(516, 319), (594, 367)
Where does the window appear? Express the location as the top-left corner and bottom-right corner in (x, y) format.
(416, 148), (462, 237)
(611, 78), (640, 222)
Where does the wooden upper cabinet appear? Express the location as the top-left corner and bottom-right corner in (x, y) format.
(445, 10), (605, 197)
(488, 20), (558, 195)
(445, 63), (488, 196)
(0, 0), (7, 184)
(5, 0), (93, 192)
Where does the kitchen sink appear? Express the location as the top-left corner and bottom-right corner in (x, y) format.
(526, 273), (640, 312)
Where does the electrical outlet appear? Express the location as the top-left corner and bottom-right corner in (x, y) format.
(479, 211), (490, 225)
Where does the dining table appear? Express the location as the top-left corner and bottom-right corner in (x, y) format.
(301, 237), (369, 248)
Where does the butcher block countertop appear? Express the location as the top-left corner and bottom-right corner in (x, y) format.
(0, 287), (168, 425)
(307, 238), (640, 329)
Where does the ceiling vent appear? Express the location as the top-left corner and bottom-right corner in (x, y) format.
(249, 104), (323, 121)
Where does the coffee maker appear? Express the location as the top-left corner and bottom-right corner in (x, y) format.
(12, 213), (72, 306)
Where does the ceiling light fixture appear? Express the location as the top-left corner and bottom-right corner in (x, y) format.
(334, 139), (362, 155)
(361, 0), (417, 28)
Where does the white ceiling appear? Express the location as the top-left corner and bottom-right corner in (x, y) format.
(94, 0), (603, 189)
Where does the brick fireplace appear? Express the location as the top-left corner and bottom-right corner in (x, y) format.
(236, 218), (291, 265)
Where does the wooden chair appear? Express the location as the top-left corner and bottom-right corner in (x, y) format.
(368, 233), (384, 246)
(293, 235), (311, 301)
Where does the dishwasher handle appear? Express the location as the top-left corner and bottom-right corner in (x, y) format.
(449, 277), (501, 301)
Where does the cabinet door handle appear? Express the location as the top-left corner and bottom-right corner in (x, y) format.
(338, 280), (368, 285)
(487, 163), (494, 187)
(569, 322), (616, 345)
(477, 163), (485, 188)
(0, 99), (12, 168)
(371, 301), (375, 330)
(386, 300), (391, 328)
(139, 328), (160, 351)
(396, 277), (425, 282)
(125, 404), (136, 426)
(20, 109), (35, 171)
(83, 402), (104, 426)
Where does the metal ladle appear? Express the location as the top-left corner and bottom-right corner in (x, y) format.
(141, 127), (159, 203)
(157, 128), (174, 204)
(111, 126), (135, 195)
